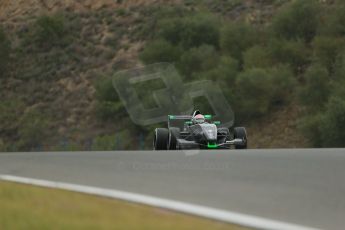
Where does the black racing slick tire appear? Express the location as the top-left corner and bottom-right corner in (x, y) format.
(153, 128), (169, 150)
(168, 127), (180, 150)
(234, 127), (248, 149)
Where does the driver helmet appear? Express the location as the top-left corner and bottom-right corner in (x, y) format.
(193, 114), (205, 124)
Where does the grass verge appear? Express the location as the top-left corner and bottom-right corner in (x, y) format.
(0, 181), (248, 230)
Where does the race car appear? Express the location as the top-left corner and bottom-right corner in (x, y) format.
(153, 110), (247, 150)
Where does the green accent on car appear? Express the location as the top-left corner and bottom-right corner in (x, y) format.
(207, 142), (218, 148)
(185, 121), (193, 125)
(204, 115), (212, 119)
(213, 121), (221, 125)
(168, 115), (175, 119)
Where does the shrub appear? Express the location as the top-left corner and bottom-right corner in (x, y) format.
(298, 64), (330, 111)
(198, 56), (239, 83)
(0, 138), (5, 152)
(271, 0), (320, 42)
(115, 8), (127, 16)
(158, 13), (220, 48)
(17, 110), (50, 150)
(319, 4), (345, 37)
(243, 45), (272, 69)
(334, 51), (345, 82)
(298, 113), (323, 147)
(95, 77), (120, 102)
(92, 131), (131, 150)
(157, 18), (184, 45)
(92, 134), (118, 150)
(0, 100), (24, 135)
(179, 44), (218, 77)
(234, 65), (295, 119)
(96, 101), (125, 121)
(131, 78), (166, 109)
(140, 39), (181, 64)
(313, 36), (345, 73)
(95, 77), (126, 121)
(320, 96), (345, 147)
(301, 74), (345, 147)
(0, 27), (10, 77)
(235, 68), (274, 117)
(268, 39), (310, 73)
(269, 65), (296, 104)
(35, 15), (66, 46)
(220, 22), (256, 62)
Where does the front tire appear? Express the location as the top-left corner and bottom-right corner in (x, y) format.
(153, 128), (169, 150)
(168, 127), (180, 150)
(234, 127), (247, 149)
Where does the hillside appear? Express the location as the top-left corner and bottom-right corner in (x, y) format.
(1, 0), (344, 151)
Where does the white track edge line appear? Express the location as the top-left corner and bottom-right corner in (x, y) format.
(0, 174), (320, 230)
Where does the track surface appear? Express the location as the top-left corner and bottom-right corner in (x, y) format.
(0, 149), (344, 230)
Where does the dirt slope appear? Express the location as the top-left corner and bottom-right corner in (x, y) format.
(0, 0), (310, 149)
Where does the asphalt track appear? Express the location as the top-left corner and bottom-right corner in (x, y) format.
(0, 149), (344, 230)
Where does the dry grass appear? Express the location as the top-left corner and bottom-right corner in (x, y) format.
(0, 181), (249, 230)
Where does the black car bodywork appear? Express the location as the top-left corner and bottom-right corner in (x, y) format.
(153, 111), (247, 150)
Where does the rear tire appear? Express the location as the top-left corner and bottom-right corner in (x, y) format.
(234, 127), (247, 149)
(153, 128), (169, 150)
(168, 127), (180, 150)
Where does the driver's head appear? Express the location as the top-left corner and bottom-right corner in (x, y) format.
(193, 114), (205, 124)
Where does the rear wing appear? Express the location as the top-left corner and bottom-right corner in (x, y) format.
(168, 114), (219, 129)
(168, 115), (192, 120)
(168, 115), (213, 120)
(168, 115), (192, 129)
(167, 115), (190, 129)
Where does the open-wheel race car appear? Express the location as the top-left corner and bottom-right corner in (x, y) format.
(153, 110), (247, 150)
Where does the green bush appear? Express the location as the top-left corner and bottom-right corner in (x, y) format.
(35, 15), (66, 46)
(115, 8), (127, 16)
(0, 138), (5, 152)
(220, 22), (256, 62)
(0, 100), (24, 135)
(271, 0), (320, 42)
(131, 78), (166, 109)
(234, 65), (295, 118)
(179, 44), (218, 77)
(235, 68), (274, 117)
(198, 56), (239, 83)
(269, 65), (296, 104)
(243, 45), (272, 69)
(92, 131), (131, 150)
(313, 36), (345, 73)
(301, 74), (345, 147)
(298, 64), (330, 111)
(17, 110), (50, 150)
(0, 27), (10, 77)
(140, 39), (181, 64)
(319, 4), (345, 37)
(298, 113), (323, 147)
(157, 18), (184, 45)
(92, 134), (118, 150)
(334, 51), (345, 82)
(268, 39), (310, 73)
(95, 77), (120, 102)
(320, 96), (345, 147)
(95, 77), (126, 121)
(96, 101), (125, 121)
(158, 13), (220, 48)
